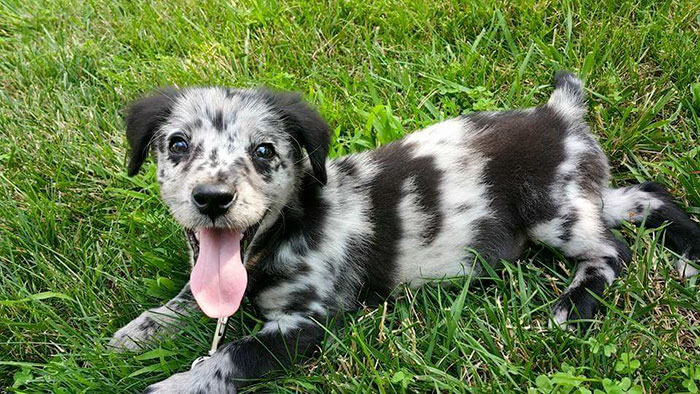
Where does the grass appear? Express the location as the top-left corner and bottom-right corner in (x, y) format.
(1, 0), (699, 392)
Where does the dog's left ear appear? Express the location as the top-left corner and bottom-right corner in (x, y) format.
(263, 90), (331, 186)
(124, 88), (180, 176)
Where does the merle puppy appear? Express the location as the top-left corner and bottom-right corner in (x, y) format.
(111, 72), (700, 393)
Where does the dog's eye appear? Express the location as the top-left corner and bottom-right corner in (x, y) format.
(253, 143), (275, 160)
(169, 136), (189, 154)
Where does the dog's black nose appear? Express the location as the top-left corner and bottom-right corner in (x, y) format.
(191, 184), (235, 220)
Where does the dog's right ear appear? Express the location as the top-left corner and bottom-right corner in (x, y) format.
(125, 88), (180, 176)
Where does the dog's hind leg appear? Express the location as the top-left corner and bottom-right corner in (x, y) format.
(529, 195), (632, 329)
(602, 182), (700, 277)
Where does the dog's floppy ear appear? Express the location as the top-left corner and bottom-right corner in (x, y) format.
(262, 90), (331, 185)
(125, 88), (180, 176)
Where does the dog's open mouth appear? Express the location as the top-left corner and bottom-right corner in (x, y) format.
(190, 228), (247, 318)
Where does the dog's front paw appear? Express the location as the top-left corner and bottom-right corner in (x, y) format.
(143, 359), (237, 394)
(109, 307), (177, 351)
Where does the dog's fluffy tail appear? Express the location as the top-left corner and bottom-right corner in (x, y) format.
(547, 71), (586, 120)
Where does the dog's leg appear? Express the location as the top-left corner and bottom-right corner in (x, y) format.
(602, 182), (700, 277)
(143, 316), (323, 393)
(550, 232), (632, 328)
(109, 283), (199, 351)
(529, 197), (632, 329)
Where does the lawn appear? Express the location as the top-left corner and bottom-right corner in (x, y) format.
(1, 0), (699, 392)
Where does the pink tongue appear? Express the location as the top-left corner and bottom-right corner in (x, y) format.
(190, 228), (247, 318)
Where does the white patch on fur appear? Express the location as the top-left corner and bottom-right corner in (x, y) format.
(562, 198), (612, 258)
(569, 260), (616, 288)
(550, 305), (570, 330)
(394, 119), (490, 285)
(602, 186), (664, 227)
(260, 314), (311, 334)
(528, 217), (566, 247)
(547, 78), (585, 121)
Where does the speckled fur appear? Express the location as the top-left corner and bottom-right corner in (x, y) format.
(113, 72), (700, 393)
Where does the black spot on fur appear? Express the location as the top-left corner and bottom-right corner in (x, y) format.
(246, 269), (290, 301)
(333, 157), (358, 179)
(209, 148), (219, 167)
(470, 217), (524, 268)
(283, 286), (319, 314)
(212, 110), (224, 132)
(583, 265), (599, 278)
(215, 169), (228, 183)
(469, 108), (567, 229)
(224, 323), (323, 388)
(356, 141), (444, 301)
(577, 151), (608, 194)
(186, 230), (200, 261)
(138, 316), (156, 331)
(183, 119), (202, 135)
(174, 283), (195, 303)
(608, 235), (632, 273)
(288, 175), (329, 251)
(179, 143), (203, 173)
(232, 157), (250, 176)
(556, 273), (606, 323)
(412, 172), (443, 245)
(560, 212), (578, 243)
(456, 203), (473, 213)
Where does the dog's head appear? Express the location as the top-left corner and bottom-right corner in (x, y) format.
(124, 87), (330, 317)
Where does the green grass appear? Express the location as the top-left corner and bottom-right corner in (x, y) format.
(1, 0), (699, 392)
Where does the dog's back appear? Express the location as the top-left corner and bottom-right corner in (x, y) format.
(313, 73), (598, 292)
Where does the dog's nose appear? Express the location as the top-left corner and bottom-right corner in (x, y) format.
(191, 184), (235, 220)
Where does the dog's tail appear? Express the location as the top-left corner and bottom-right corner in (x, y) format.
(547, 71), (586, 120)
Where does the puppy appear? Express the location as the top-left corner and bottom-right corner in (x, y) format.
(110, 72), (700, 393)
